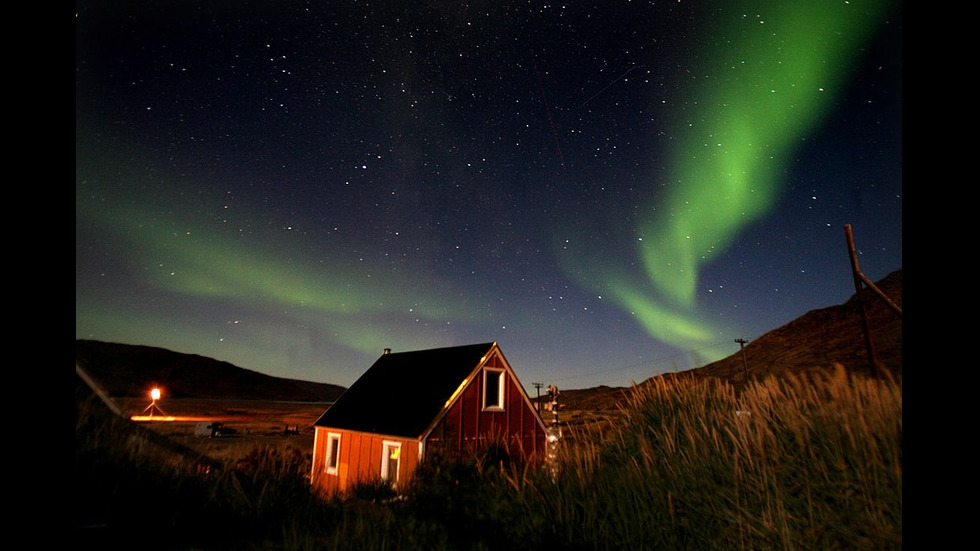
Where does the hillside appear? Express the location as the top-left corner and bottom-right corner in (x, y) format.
(558, 269), (902, 410)
(687, 269), (902, 385)
(75, 340), (346, 402)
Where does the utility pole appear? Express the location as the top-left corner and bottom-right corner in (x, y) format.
(533, 382), (543, 413)
(735, 338), (749, 384)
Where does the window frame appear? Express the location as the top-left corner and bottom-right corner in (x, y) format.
(325, 432), (341, 475)
(381, 440), (402, 483)
(482, 367), (506, 411)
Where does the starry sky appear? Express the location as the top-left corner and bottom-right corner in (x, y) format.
(76, 1), (902, 391)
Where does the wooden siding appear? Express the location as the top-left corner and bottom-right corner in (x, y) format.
(311, 427), (419, 495)
(424, 358), (547, 463)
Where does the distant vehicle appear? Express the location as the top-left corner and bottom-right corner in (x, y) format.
(195, 421), (232, 438)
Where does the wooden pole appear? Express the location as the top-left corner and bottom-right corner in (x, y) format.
(856, 271), (903, 318)
(844, 224), (881, 377)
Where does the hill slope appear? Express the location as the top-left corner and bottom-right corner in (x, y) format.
(75, 340), (346, 402)
(558, 269), (902, 410)
(690, 269), (902, 384)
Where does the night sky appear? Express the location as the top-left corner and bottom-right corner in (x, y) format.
(76, 1), (902, 390)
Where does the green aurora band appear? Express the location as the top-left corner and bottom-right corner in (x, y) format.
(574, 0), (893, 356)
(75, 189), (479, 362)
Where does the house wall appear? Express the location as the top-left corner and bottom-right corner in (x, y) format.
(424, 356), (547, 463)
(310, 427), (419, 496)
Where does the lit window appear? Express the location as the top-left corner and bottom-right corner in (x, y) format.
(483, 368), (505, 410)
(381, 441), (401, 483)
(325, 433), (341, 475)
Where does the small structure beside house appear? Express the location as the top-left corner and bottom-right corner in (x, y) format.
(310, 342), (549, 495)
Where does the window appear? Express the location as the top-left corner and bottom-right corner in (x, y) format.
(325, 433), (341, 475)
(381, 441), (401, 483)
(483, 368), (505, 410)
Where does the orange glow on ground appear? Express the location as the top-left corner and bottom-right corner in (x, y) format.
(130, 415), (257, 423)
(131, 415), (236, 422)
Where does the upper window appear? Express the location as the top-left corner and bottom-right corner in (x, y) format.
(325, 432), (341, 475)
(483, 368), (505, 410)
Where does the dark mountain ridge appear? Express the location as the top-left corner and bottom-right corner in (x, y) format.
(75, 340), (346, 402)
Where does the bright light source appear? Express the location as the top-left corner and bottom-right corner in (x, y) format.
(133, 387), (172, 421)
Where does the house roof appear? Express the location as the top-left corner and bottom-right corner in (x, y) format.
(313, 342), (497, 438)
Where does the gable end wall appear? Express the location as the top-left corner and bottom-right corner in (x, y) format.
(423, 353), (546, 462)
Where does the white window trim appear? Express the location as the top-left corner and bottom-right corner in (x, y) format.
(381, 440), (402, 482)
(325, 432), (341, 475)
(483, 368), (506, 411)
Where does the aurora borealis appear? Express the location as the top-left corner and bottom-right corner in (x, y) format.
(76, 1), (902, 389)
(565, 0), (897, 356)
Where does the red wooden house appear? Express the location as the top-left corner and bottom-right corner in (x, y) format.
(310, 342), (549, 495)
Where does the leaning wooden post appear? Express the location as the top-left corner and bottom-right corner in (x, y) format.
(844, 224), (880, 377)
(76, 363), (125, 418)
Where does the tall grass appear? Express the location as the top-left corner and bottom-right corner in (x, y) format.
(75, 395), (340, 549)
(538, 365), (902, 549)
(76, 366), (901, 549)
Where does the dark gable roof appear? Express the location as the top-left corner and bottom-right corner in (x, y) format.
(314, 342), (496, 437)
